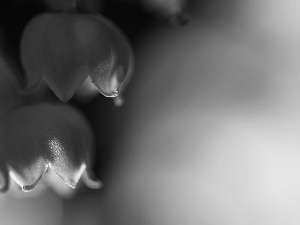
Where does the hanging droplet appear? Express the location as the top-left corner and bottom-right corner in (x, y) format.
(96, 69), (120, 98)
(113, 95), (124, 107)
(170, 12), (190, 25)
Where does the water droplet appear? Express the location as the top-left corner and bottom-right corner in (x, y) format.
(113, 95), (124, 107)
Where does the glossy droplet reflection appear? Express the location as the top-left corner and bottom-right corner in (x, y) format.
(0, 103), (102, 194)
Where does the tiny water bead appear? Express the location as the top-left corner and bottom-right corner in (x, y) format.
(21, 11), (133, 103)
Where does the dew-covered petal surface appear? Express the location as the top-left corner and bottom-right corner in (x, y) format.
(0, 103), (95, 191)
(86, 15), (134, 98)
(0, 155), (9, 193)
(143, 0), (190, 24)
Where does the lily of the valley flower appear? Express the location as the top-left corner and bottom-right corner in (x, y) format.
(21, 11), (133, 103)
(0, 52), (101, 193)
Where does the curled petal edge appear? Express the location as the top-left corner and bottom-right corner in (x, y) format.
(0, 162), (101, 193)
(8, 166), (46, 192)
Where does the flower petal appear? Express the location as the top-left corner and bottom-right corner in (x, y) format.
(0, 103), (98, 191)
(87, 15), (134, 99)
(20, 13), (54, 89)
(0, 52), (19, 112)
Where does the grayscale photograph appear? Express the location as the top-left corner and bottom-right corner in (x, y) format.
(0, 0), (298, 224)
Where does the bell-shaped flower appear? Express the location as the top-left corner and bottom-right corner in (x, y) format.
(0, 51), (101, 193)
(21, 11), (134, 103)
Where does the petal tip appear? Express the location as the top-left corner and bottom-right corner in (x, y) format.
(170, 12), (190, 26)
(57, 93), (72, 103)
(64, 180), (77, 189)
(20, 173), (44, 192)
(8, 165), (46, 193)
(83, 170), (103, 189)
